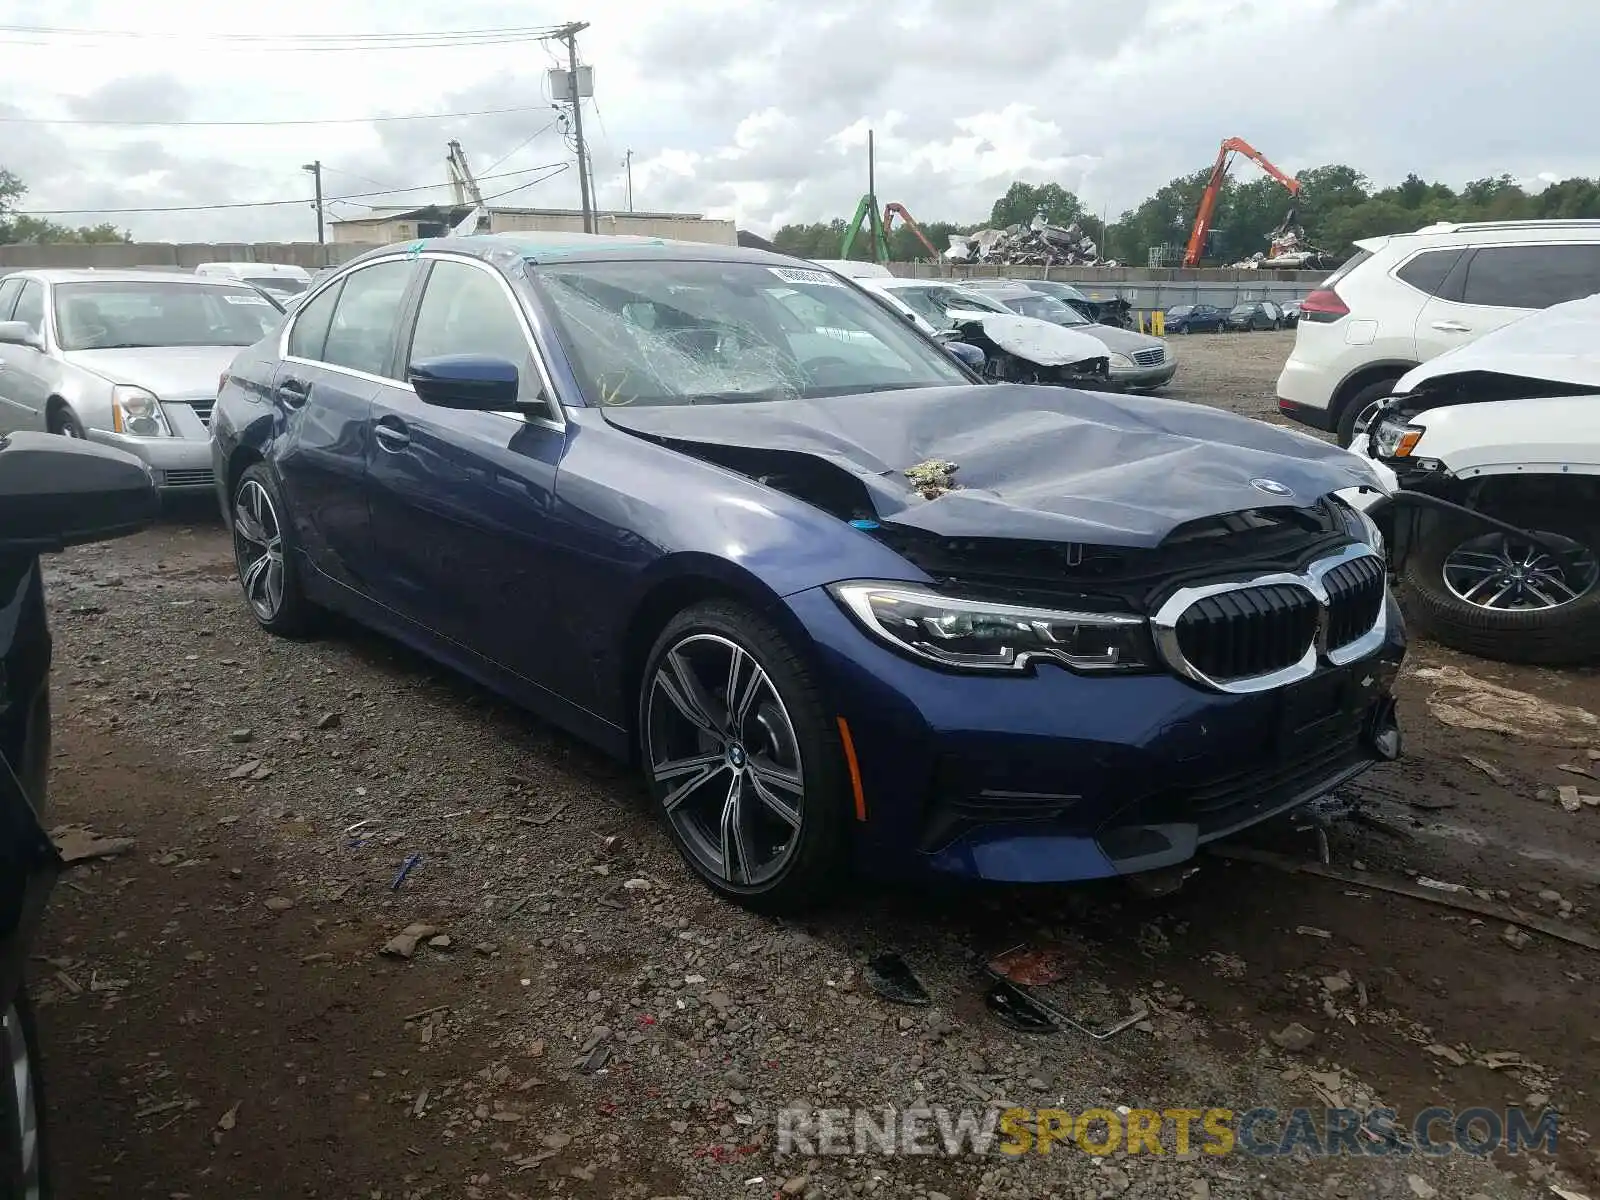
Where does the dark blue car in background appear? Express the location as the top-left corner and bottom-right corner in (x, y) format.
(1164, 303), (1229, 334)
(211, 233), (1405, 911)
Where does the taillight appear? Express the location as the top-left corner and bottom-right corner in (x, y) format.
(1299, 288), (1349, 323)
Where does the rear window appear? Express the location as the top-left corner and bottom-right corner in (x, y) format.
(1319, 248), (1374, 289)
(1394, 249), (1464, 297)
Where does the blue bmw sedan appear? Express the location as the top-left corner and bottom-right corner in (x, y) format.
(211, 233), (1405, 911)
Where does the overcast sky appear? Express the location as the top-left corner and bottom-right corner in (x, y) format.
(0, 0), (1589, 243)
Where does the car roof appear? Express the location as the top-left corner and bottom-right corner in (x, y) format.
(6, 268), (255, 286)
(343, 232), (798, 271)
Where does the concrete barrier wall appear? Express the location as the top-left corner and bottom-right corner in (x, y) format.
(0, 241), (1326, 313)
(0, 242), (386, 270)
(887, 261), (1326, 312)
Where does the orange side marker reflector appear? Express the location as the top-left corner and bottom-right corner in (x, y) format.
(836, 716), (867, 822)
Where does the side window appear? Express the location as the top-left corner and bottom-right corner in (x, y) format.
(285, 279), (343, 361)
(12, 282), (44, 335)
(321, 260), (415, 377)
(1395, 248), (1463, 296)
(1461, 244), (1600, 310)
(407, 261), (538, 401)
(0, 278), (21, 320)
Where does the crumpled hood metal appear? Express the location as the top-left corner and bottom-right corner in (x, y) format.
(603, 383), (1382, 547)
(950, 313), (1107, 366)
(1397, 292), (1600, 394)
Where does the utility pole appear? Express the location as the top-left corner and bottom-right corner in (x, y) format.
(554, 22), (594, 234)
(302, 160), (324, 245)
(623, 149), (633, 212)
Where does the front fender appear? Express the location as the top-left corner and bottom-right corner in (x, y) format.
(1406, 395), (1600, 480)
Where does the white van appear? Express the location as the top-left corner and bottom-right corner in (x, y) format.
(194, 262), (313, 300)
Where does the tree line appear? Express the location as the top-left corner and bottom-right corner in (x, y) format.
(1, 169), (128, 244)
(771, 168), (1600, 266)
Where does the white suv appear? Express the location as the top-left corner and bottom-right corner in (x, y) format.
(1275, 220), (1600, 445)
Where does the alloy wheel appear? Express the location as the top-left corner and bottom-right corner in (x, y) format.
(1349, 399), (1385, 443)
(1443, 530), (1600, 612)
(3, 1004), (40, 1200)
(232, 478), (286, 622)
(645, 634), (805, 888)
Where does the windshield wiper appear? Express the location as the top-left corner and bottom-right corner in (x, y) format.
(85, 342), (161, 349)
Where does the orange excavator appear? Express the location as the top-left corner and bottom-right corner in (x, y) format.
(1182, 137), (1300, 268)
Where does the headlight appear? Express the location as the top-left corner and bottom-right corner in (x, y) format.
(828, 581), (1153, 673)
(110, 385), (171, 437)
(1334, 498), (1385, 553)
(1107, 352), (1134, 369)
(1372, 418), (1422, 459)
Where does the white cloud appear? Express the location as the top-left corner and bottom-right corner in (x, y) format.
(0, 0), (1592, 242)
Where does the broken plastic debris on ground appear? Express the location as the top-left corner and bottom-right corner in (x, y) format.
(1418, 663), (1600, 745)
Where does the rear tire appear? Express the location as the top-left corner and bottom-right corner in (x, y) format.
(1398, 504), (1600, 666)
(638, 601), (850, 914)
(0, 990), (49, 1200)
(230, 463), (317, 637)
(1335, 379), (1400, 449)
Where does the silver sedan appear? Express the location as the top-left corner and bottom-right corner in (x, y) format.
(0, 269), (285, 493)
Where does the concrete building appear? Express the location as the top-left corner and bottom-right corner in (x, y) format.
(328, 204), (737, 247)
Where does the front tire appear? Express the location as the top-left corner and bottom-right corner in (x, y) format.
(45, 405), (84, 439)
(1398, 505), (1600, 665)
(0, 991), (48, 1200)
(638, 601), (849, 913)
(230, 464), (316, 637)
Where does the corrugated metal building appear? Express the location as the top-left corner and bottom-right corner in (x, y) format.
(329, 204), (737, 247)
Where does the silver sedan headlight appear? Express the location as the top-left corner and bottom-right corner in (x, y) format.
(1108, 352), (1135, 370)
(110, 386), (172, 437)
(829, 581), (1153, 673)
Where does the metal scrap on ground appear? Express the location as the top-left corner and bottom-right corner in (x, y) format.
(945, 209), (1113, 267)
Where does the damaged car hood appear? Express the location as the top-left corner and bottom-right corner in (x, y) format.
(949, 313), (1107, 366)
(1397, 292), (1600, 395)
(603, 384), (1382, 547)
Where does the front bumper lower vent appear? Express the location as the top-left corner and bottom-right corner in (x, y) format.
(1151, 543), (1388, 694)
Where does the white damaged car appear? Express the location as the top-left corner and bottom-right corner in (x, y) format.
(1353, 292), (1600, 665)
(852, 277), (1111, 388)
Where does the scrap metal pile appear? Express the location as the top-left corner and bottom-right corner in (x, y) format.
(1228, 222), (1334, 270)
(946, 208), (1119, 267)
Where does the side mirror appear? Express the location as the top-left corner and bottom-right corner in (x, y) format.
(409, 354), (521, 411)
(0, 322), (42, 351)
(0, 433), (158, 552)
(944, 341), (986, 371)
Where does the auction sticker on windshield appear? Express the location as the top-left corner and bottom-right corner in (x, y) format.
(224, 294), (271, 305)
(769, 267), (844, 286)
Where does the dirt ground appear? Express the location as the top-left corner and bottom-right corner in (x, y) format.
(30, 332), (1600, 1200)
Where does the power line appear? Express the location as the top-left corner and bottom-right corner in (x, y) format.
(0, 103), (553, 129)
(480, 117), (563, 177)
(15, 162), (569, 216)
(0, 23), (569, 52)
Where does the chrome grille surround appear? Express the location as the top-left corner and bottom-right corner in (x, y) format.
(1151, 542), (1389, 694)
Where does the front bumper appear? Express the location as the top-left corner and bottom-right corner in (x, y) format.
(86, 431), (214, 490)
(1109, 361), (1178, 391)
(789, 586), (1407, 884)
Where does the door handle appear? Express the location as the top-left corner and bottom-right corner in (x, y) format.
(276, 376), (310, 408)
(373, 418), (411, 452)
(1431, 320), (1471, 333)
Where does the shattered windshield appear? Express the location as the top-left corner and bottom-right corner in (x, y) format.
(534, 260), (970, 407)
(1005, 293), (1091, 327)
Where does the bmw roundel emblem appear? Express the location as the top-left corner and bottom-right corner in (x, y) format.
(1250, 478), (1294, 497)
